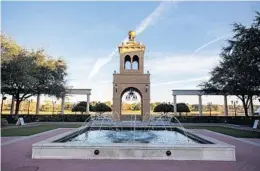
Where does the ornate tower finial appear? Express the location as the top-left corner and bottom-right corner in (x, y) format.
(128, 30), (136, 41)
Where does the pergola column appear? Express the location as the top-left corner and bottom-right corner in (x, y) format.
(173, 95), (177, 115)
(10, 96), (15, 115)
(198, 95), (202, 116)
(224, 95), (228, 116)
(86, 93), (90, 114)
(61, 95), (65, 115)
(36, 94), (40, 115)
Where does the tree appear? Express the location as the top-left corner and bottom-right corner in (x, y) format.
(93, 103), (112, 115)
(133, 103), (141, 110)
(177, 103), (190, 116)
(41, 100), (53, 112)
(2, 50), (38, 115)
(153, 103), (173, 114)
(1, 34), (22, 62)
(1, 35), (67, 115)
(104, 101), (111, 107)
(121, 103), (131, 111)
(1, 95), (7, 114)
(200, 12), (260, 117)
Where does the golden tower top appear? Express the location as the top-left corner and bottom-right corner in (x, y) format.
(128, 30), (136, 41)
(118, 30), (145, 53)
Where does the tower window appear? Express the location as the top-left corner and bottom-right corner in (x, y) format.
(124, 55), (131, 70)
(132, 55), (139, 70)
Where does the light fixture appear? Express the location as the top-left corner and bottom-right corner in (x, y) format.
(146, 84), (148, 92)
(115, 84), (118, 92)
(125, 88), (138, 101)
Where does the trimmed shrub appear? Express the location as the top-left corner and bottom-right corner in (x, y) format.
(153, 103), (190, 115)
(153, 103), (173, 114)
(94, 103), (112, 114)
(72, 101), (95, 113)
(1, 114), (91, 123)
(171, 116), (260, 126)
(1, 118), (8, 127)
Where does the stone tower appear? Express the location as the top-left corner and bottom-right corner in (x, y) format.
(112, 31), (150, 121)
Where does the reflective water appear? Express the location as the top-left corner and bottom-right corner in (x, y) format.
(66, 130), (197, 145)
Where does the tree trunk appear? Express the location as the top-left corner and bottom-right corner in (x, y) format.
(250, 96), (254, 115)
(1, 98), (4, 114)
(10, 96), (15, 115)
(15, 99), (21, 116)
(242, 99), (248, 117)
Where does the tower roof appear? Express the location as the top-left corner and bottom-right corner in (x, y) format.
(118, 31), (145, 53)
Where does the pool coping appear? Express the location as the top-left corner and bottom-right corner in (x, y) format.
(32, 125), (236, 161)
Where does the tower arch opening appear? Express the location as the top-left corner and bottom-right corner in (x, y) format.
(132, 55), (139, 70)
(124, 55), (131, 70)
(120, 87), (142, 119)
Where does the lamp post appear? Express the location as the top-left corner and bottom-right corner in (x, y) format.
(207, 102), (212, 116)
(27, 99), (33, 115)
(231, 100), (238, 116)
(1, 96), (7, 114)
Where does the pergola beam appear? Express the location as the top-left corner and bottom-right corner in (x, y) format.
(35, 89), (92, 115)
(172, 89), (228, 116)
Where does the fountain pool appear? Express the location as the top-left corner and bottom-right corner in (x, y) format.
(32, 125), (236, 161)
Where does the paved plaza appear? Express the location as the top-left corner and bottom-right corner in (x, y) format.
(1, 127), (260, 171)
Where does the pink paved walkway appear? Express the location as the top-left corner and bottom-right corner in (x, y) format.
(1, 137), (27, 144)
(1, 128), (260, 171)
(239, 138), (260, 144)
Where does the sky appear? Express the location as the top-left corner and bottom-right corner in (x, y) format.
(2, 1), (260, 105)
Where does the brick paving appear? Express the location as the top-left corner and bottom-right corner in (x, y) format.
(1, 128), (260, 171)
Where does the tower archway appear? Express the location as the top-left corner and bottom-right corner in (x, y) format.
(120, 87), (142, 120)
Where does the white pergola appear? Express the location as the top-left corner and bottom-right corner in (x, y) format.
(172, 89), (228, 116)
(10, 89), (92, 114)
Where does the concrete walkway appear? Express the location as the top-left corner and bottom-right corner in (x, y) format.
(1, 136), (27, 144)
(13, 121), (259, 132)
(1, 128), (260, 171)
(2, 122), (42, 130)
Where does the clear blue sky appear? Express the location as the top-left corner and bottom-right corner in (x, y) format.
(2, 1), (260, 105)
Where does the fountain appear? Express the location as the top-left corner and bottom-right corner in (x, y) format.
(32, 31), (235, 161)
(32, 113), (236, 161)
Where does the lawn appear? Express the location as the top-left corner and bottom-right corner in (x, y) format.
(185, 126), (260, 138)
(1, 124), (81, 137)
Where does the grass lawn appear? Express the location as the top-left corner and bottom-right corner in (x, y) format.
(2, 123), (260, 138)
(1, 124), (81, 137)
(185, 126), (260, 138)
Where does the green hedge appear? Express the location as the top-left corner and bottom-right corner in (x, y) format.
(1, 118), (8, 127)
(1, 115), (259, 127)
(1, 114), (91, 123)
(171, 116), (260, 126)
